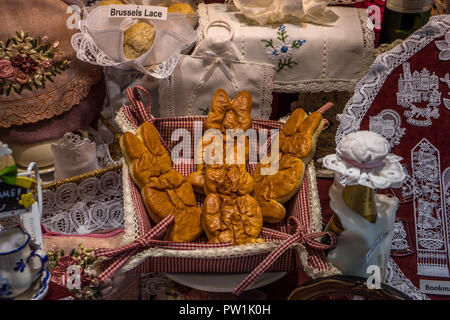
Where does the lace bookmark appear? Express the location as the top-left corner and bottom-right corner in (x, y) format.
(412, 138), (450, 278)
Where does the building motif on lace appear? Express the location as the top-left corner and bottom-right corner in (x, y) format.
(411, 138), (449, 277)
(397, 63), (442, 127)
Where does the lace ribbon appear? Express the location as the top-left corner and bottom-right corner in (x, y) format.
(233, 216), (336, 296)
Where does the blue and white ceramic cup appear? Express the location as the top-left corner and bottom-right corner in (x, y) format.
(0, 228), (48, 299)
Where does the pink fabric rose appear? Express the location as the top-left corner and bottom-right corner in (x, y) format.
(50, 266), (67, 287)
(16, 71), (29, 84)
(58, 256), (76, 269)
(0, 60), (18, 81)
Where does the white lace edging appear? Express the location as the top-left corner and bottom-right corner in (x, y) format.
(115, 108), (142, 245)
(115, 108), (137, 135)
(273, 79), (360, 93)
(336, 16), (450, 143)
(121, 160), (142, 245)
(385, 257), (430, 300)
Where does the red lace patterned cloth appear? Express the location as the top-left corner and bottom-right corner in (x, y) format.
(332, 16), (450, 300)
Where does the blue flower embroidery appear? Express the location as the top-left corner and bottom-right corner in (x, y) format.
(14, 259), (26, 273)
(0, 276), (13, 297)
(261, 25), (306, 73)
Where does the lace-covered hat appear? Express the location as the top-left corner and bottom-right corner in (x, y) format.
(0, 0), (103, 129)
(322, 131), (406, 189)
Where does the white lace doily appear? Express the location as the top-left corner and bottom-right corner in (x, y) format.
(41, 170), (124, 234)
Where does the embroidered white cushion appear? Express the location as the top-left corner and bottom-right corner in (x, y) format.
(198, 3), (374, 93)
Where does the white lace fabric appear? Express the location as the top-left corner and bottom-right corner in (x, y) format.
(71, 3), (197, 79)
(41, 170), (124, 234)
(197, 3), (374, 93)
(336, 16), (450, 143)
(385, 258), (430, 300)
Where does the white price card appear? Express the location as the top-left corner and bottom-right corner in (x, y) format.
(108, 5), (168, 20)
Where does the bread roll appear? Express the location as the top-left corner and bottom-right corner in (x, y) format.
(168, 3), (196, 14)
(98, 0), (124, 6)
(123, 22), (156, 60)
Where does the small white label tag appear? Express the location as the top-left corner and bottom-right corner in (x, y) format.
(108, 5), (168, 20)
(420, 280), (450, 296)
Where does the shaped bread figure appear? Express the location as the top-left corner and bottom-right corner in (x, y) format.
(120, 122), (203, 242)
(252, 108), (326, 223)
(192, 89), (263, 245)
(187, 89), (252, 194)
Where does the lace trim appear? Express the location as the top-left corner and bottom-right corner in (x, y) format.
(336, 16), (450, 144)
(41, 170), (124, 234)
(273, 79), (360, 93)
(258, 64), (274, 119)
(303, 162), (342, 279)
(321, 25), (328, 80)
(0, 71), (101, 128)
(356, 7), (375, 80)
(197, 2), (209, 42)
(385, 257), (430, 300)
(121, 160), (141, 245)
(412, 138), (449, 277)
(114, 109), (142, 245)
(115, 108), (137, 135)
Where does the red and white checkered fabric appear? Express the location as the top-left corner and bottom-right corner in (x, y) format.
(101, 86), (337, 293)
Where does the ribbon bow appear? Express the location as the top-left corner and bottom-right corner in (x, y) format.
(201, 50), (236, 84)
(123, 85), (154, 126)
(93, 214), (175, 283)
(0, 165), (17, 185)
(233, 216), (336, 296)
